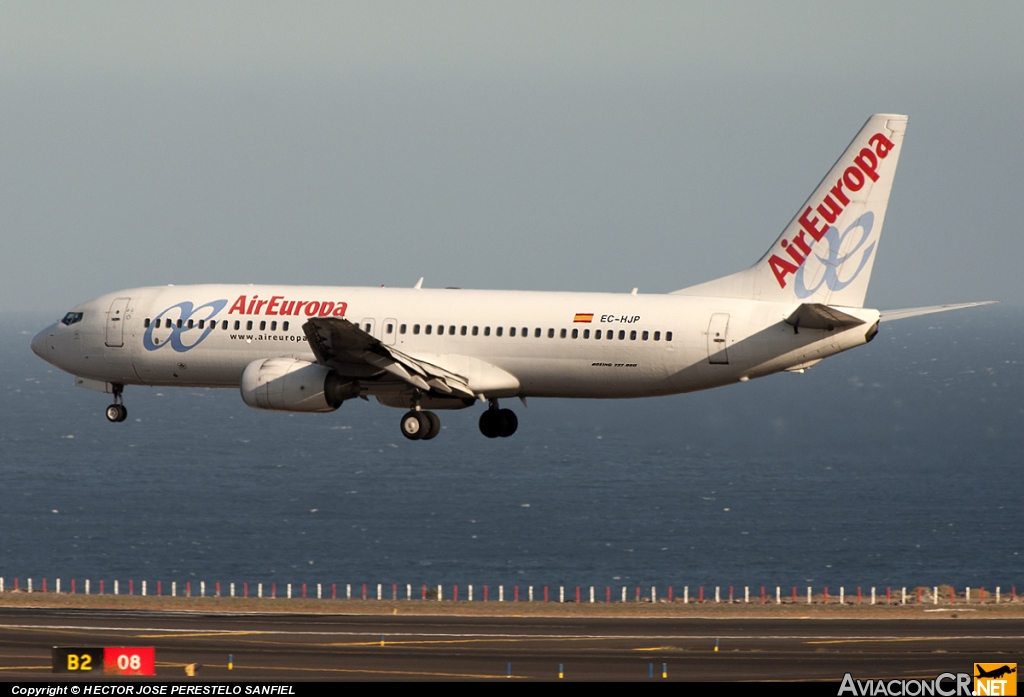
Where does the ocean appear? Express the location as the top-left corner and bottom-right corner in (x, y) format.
(1, 305), (1021, 593)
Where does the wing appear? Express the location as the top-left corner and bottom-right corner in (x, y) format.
(879, 301), (997, 322)
(785, 303), (866, 331)
(303, 317), (476, 398)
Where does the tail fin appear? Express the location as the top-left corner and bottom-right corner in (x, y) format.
(673, 114), (907, 307)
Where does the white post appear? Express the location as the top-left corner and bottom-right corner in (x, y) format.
(652, 586), (657, 603)
(744, 586), (749, 603)
(437, 584), (443, 601)
(85, 579), (90, 595)
(559, 586), (564, 603)
(776, 586), (781, 604)
(839, 587), (844, 604)
(142, 580), (146, 596)
(996, 587), (1001, 604)
(871, 587), (876, 605)
(317, 583), (321, 600)
(590, 586), (594, 603)
(967, 587), (971, 603)
(346, 583), (351, 599)
(257, 583), (263, 598)
(28, 578), (34, 593)
(287, 583), (292, 599)
(715, 586), (720, 603)
(56, 579), (61, 594)
(377, 583), (382, 601)
(684, 586), (689, 604)
(934, 586), (939, 605)
(499, 585), (504, 602)
(468, 585), (473, 602)
(201, 581), (206, 597)
(807, 586), (812, 604)
(407, 584), (412, 600)
(901, 587), (906, 605)
(0, 578), (4, 593)
(229, 583), (234, 598)
(622, 586), (627, 603)
(529, 585), (534, 602)
(112, 580), (117, 595)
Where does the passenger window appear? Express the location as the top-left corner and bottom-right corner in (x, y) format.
(386, 323), (393, 333)
(630, 330), (637, 340)
(583, 329), (590, 339)
(199, 320), (205, 329)
(595, 329), (602, 339)
(560, 329), (567, 338)
(572, 328), (579, 339)
(618, 330), (625, 340)
(642, 330), (649, 340)
(413, 324), (421, 335)
(497, 327), (503, 337)
(666, 331), (673, 341)
(654, 331), (660, 341)
(484, 327), (490, 336)
(176, 319), (183, 329)
(260, 321), (266, 331)
(400, 324), (407, 334)
(144, 318), (151, 328)
(450, 325), (456, 335)
(166, 319), (173, 329)
(271, 321), (277, 331)
(534, 328), (541, 338)
(461, 326), (467, 336)
(522, 327), (527, 337)
(426, 325), (432, 335)
(234, 321), (240, 330)
(283, 321), (289, 331)
(187, 319), (194, 329)
(365, 323), (372, 333)
(548, 328), (554, 338)
(510, 327), (516, 337)
(472, 326), (479, 336)
(437, 325), (443, 335)
(247, 321), (253, 331)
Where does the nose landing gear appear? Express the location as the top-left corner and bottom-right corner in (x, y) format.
(479, 400), (517, 438)
(105, 384), (127, 423)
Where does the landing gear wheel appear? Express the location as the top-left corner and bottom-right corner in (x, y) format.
(400, 410), (430, 440)
(422, 411), (441, 440)
(106, 404), (127, 423)
(498, 408), (518, 437)
(478, 409), (506, 438)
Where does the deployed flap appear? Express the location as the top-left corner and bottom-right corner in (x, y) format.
(303, 317), (476, 398)
(879, 301), (997, 322)
(786, 303), (866, 331)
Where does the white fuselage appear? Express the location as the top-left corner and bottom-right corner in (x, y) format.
(32, 283), (880, 403)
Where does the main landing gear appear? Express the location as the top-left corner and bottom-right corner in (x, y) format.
(400, 409), (441, 441)
(478, 400), (517, 438)
(105, 384), (127, 423)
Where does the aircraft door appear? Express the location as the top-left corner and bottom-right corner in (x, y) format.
(105, 297), (131, 348)
(707, 313), (730, 365)
(383, 318), (398, 346)
(360, 318), (376, 338)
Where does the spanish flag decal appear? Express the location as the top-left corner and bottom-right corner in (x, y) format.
(573, 313), (594, 323)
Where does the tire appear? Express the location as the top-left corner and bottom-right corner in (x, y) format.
(478, 409), (505, 438)
(400, 410), (428, 440)
(422, 411), (441, 440)
(498, 408), (518, 437)
(116, 404), (128, 422)
(106, 404), (122, 423)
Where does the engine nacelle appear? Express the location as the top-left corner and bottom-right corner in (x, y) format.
(240, 358), (357, 413)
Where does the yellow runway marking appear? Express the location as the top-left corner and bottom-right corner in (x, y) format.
(0, 666), (50, 671)
(137, 631), (262, 638)
(232, 664), (527, 679)
(807, 638), (952, 645)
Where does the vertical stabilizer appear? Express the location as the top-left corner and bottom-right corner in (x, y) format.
(673, 114), (907, 307)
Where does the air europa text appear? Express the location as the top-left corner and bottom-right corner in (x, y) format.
(227, 295), (348, 317)
(769, 131), (895, 289)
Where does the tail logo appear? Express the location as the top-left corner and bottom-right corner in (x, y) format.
(793, 212), (876, 299)
(769, 131), (895, 290)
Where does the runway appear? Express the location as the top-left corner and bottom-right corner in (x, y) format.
(1, 607), (1022, 681)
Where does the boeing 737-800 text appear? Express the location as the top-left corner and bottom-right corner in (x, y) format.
(31, 114), (992, 440)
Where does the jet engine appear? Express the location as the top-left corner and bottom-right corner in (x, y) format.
(240, 358), (357, 412)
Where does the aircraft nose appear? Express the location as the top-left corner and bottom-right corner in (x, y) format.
(31, 325), (55, 360)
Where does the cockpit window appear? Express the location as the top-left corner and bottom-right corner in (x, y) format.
(61, 312), (84, 326)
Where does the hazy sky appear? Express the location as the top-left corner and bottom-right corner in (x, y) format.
(3, 2), (1022, 314)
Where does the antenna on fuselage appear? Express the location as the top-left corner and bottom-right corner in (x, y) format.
(413, 277), (424, 289)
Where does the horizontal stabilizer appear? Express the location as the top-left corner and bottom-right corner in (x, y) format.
(879, 301), (998, 322)
(786, 303), (866, 331)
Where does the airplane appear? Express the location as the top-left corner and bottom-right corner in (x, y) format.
(31, 114), (994, 440)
